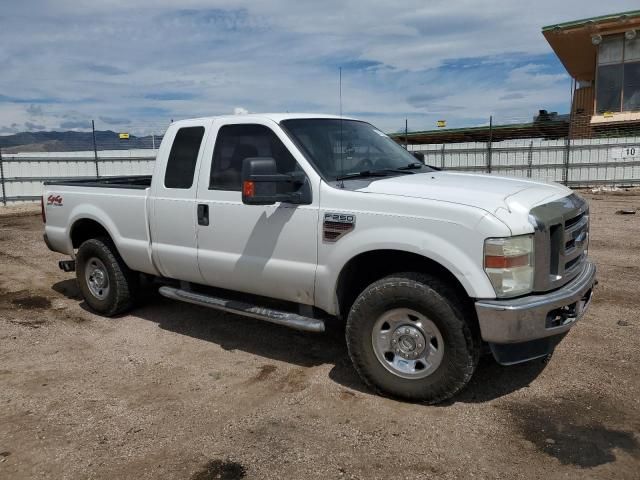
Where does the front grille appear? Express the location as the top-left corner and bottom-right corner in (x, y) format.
(530, 194), (589, 292)
(562, 210), (589, 276)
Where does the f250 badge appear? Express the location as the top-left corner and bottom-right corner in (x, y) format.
(324, 212), (355, 224)
(323, 212), (356, 242)
(47, 195), (63, 206)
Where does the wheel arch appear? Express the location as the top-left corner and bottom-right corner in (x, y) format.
(70, 217), (114, 249)
(335, 249), (474, 319)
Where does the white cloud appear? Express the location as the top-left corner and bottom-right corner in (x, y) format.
(1, 1), (638, 134)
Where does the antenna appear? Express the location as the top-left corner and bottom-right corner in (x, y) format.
(339, 67), (344, 187)
(339, 67), (342, 117)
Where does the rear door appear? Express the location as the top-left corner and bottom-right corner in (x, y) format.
(149, 120), (210, 283)
(195, 119), (320, 305)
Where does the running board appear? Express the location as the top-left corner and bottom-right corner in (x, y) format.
(158, 286), (325, 333)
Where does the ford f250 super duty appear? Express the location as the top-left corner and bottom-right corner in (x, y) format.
(42, 114), (596, 403)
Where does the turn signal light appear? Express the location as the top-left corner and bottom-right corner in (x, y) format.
(484, 254), (529, 269)
(242, 180), (255, 197)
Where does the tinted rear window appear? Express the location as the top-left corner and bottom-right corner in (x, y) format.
(164, 126), (205, 189)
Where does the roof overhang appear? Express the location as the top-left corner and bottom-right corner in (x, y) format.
(542, 10), (640, 82)
(390, 120), (569, 145)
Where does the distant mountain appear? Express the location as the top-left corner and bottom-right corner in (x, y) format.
(0, 130), (162, 153)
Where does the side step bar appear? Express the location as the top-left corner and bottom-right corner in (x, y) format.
(158, 286), (325, 333)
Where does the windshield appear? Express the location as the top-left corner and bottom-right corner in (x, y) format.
(281, 119), (431, 181)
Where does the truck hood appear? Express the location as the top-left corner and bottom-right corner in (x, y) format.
(356, 171), (573, 234)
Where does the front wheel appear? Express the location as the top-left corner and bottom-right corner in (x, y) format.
(76, 237), (137, 316)
(346, 273), (479, 403)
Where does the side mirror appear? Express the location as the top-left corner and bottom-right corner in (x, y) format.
(241, 157), (311, 205)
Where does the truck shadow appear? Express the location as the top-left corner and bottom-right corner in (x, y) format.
(52, 279), (548, 405)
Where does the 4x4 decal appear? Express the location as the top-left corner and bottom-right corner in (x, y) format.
(47, 194), (63, 206)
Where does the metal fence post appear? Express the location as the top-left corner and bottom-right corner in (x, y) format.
(563, 136), (571, 186)
(0, 146), (6, 205)
(440, 144), (445, 169)
(486, 115), (493, 174)
(527, 141), (533, 178)
(92, 119), (99, 178)
(404, 118), (408, 149)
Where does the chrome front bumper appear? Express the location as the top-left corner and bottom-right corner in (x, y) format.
(475, 260), (597, 344)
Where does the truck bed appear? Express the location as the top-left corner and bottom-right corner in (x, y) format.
(44, 175), (152, 189)
(43, 175), (156, 275)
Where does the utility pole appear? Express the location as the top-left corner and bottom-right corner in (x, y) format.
(91, 120), (99, 178)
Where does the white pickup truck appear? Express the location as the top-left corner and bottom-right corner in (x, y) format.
(42, 114), (596, 403)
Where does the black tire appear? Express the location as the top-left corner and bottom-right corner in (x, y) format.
(76, 237), (138, 316)
(346, 272), (480, 403)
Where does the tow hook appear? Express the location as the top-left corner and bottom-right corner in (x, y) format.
(59, 260), (76, 272)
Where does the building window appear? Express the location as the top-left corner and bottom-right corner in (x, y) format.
(596, 34), (640, 113)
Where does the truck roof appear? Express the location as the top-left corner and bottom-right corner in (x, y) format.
(171, 113), (358, 125)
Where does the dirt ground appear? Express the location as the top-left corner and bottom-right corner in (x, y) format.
(0, 192), (639, 480)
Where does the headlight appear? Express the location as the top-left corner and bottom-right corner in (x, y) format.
(484, 235), (534, 298)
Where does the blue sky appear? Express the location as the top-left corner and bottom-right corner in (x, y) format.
(0, 1), (638, 135)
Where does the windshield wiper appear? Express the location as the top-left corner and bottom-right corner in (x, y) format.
(397, 162), (424, 170)
(335, 170), (395, 181)
(380, 162), (437, 172)
(400, 161), (442, 171)
(336, 163), (429, 181)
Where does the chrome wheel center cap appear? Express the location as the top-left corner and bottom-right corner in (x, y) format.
(92, 269), (106, 287)
(85, 257), (110, 300)
(372, 308), (445, 380)
(391, 326), (426, 359)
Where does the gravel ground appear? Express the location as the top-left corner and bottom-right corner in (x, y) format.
(0, 191), (638, 479)
(0, 202), (39, 218)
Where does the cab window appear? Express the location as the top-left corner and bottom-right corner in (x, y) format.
(164, 126), (205, 189)
(210, 124), (299, 191)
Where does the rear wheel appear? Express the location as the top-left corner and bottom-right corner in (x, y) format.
(346, 273), (479, 403)
(76, 237), (137, 316)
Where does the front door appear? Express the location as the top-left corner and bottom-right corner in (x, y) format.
(195, 121), (319, 305)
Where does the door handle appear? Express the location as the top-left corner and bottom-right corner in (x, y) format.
(197, 204), (209, 226)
